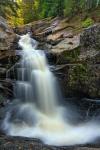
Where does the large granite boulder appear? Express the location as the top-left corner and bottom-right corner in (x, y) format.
(79, 24), (100, 60)
(54, 24), (100, 98)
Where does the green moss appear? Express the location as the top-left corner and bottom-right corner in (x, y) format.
(63, 46), (80, 63)
(82, 18), (94, 28)
(68, 63), (89, 87)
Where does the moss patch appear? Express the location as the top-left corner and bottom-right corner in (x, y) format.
(60, 46), (80, 63)
(68, 63), (89, 87)
(82, 18), (94, 28)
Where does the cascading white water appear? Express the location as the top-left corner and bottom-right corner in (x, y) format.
(2, 33), (100, 146)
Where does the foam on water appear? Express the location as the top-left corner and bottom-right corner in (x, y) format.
(2, 34), (100, 146)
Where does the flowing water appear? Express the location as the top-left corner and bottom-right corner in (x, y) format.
(2, 34), (100, 146)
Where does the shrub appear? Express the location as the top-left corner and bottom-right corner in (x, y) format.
(82, 18), (94, 28)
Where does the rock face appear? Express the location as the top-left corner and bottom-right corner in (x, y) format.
(54, 24), (100, 98)
(80, 24), (100, 60)
(0, 16), (16, 51)
(0, 15), (15, 48)
(51, 35), (80, 53)
(0, 16), (17, 103)
(0, 16), (17, 74)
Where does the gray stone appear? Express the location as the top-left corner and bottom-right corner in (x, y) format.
(51, 35), (80, 53)
(80, 24), (100, 60)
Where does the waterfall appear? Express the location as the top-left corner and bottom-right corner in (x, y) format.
(2, 33), (100, 146)
(15, 34), (58, 115)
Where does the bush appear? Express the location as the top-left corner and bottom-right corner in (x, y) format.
(82, 18), (94, 28)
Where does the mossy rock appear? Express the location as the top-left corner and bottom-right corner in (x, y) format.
(67, 63), (100, 98)
(68, 63), (89, 87)
(56, 46), (80, 64)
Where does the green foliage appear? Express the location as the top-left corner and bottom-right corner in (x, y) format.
(64, 0), (100, 17)
(64, 0), (74, 17)
(82, 18), (94, 28)
(85, 0), (100, 10)
(38, 0), (64, 19)
(0, 0), (19, 18)
(3, 0), (100, 25)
